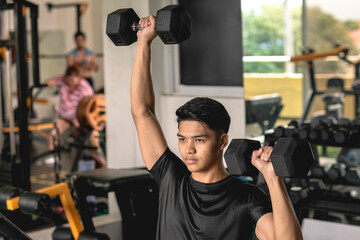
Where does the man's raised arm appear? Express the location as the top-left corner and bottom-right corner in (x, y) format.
(130, 15), (167, 170)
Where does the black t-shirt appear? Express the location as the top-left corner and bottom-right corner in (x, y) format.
(150, 148), (272, 240)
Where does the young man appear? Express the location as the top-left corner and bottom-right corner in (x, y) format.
(131, 15), (303, 240)
(67, 31), (98, 89)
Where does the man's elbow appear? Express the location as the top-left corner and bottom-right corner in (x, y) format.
(131, 105), (152, 120)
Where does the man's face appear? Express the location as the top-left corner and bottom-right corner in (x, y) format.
(177, 120), (227, 174)
(75, 35), (85, 49)
(65, 74), (80, 88)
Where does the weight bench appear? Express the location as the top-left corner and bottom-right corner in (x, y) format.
(67, 168), (158, 240)
(245, 93), (283, 135)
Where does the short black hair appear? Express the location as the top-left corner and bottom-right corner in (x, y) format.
(65, 65), (80, 76)
(176, 97), (231, 135)
(74, 31), (86, 39)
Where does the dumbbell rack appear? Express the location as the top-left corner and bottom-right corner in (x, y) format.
(266, 123), (360, 226)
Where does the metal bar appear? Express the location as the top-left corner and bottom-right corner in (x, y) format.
(0, 4), (14, 10)
(47, 3), (81, 9)
(14, 0), (30, 190)
(0, 40), (15, 47)
(4, 48), (15, 157)
(0, 212), (32, 240)
(0, 57), (3, 156)
(76, 4), (81, 32)
(29, 3), (40, 86)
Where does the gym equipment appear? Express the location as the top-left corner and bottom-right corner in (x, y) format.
(298, 123), (311, 140)
(5, 182), (84, 240)
(67, 168), (158, 240)
(290, 46), (360, 123)
(326, 162), (346, 183)
(246, 93), (283, 135)
(333, 118), (352, 144)
(106, 5), (192, 46)
(0, 185), (23, 210)
(0, 1), (41, 190)
(69, 94), (107, 171)
(224, 137), (315, 178)
(289, 186), (308, 206)
(76, 94), (106, 131)
(0, 212), (31, 240)
(344, 166), (360, 186)
(309, 116), (337, 144)
(274, 119), (298, 138)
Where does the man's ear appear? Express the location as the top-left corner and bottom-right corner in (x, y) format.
(219, 134), (229, 150)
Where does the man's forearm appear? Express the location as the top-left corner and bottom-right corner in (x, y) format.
(266, 177), (303, 240)
(131, 42), (155, 115)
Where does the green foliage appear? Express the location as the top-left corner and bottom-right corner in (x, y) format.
(242, 5), (357, 73)
(344, 20), (359, 31)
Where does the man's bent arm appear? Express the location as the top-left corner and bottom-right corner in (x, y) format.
(130, 16), (167, 170)
(253, 148), (303, 240)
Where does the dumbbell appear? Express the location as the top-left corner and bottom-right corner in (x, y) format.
(298, 123), (311, 140)
(345, 166), (360, 186)
(106, 5), (192, 46)
(274, 119), (298, 138)
(224, 137), (315, 178)
(333, 118), (352, 144)
(326, 162), (346, 183)
(309, 116), (337, 143)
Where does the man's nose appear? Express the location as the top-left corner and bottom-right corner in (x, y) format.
(185, 141), (195, 154)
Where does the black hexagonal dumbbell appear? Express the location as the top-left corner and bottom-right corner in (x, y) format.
(274, 119), (299, 138)
(224, 137), (315, 178)
(106, 5), (192, 46)
(344, 166), (360, 186)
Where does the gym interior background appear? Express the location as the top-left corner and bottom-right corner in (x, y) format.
(1, 0), (360, 239)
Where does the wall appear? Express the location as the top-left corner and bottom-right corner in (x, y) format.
(102, 0), (246, 171)
(33, 0), (104, 90)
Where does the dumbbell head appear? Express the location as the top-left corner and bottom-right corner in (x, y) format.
(155, 5), (192, 44)
(224, 139), (260, 176)
(106, 8), (140, 46)
(326, 163), (346, 182)
(271, 138), (315, 178)
(345, 166), (360, 185)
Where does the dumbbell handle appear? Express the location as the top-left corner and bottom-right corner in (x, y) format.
(132, 22), (143, 31)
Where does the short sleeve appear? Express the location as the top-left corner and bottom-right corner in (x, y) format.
(53, 75), (64, 87)
(248, 186), (272, 227)
(80, 78), (94, 96)
(149, 148), (188, 185)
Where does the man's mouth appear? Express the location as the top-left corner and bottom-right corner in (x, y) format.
(185, 158), (197, 164)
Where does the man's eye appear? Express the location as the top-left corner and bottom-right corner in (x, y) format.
(196, 139), (204, 142)
(178, 138), (185, 142)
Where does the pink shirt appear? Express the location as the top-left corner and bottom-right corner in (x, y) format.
(54, 75), (94, 121)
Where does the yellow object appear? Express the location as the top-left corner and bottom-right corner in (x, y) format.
(6, 183), (83, 240)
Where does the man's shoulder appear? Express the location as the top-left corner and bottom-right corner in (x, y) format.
(68, 48), (78, 55)
(85, 48), (96, 55)
(229, 177), (268, 197)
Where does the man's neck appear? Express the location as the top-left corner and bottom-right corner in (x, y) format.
(191, 166), (229, 184)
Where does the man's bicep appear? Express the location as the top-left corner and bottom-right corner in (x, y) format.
(134, 112), (167, 170)
(255, 212), (275, 240)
